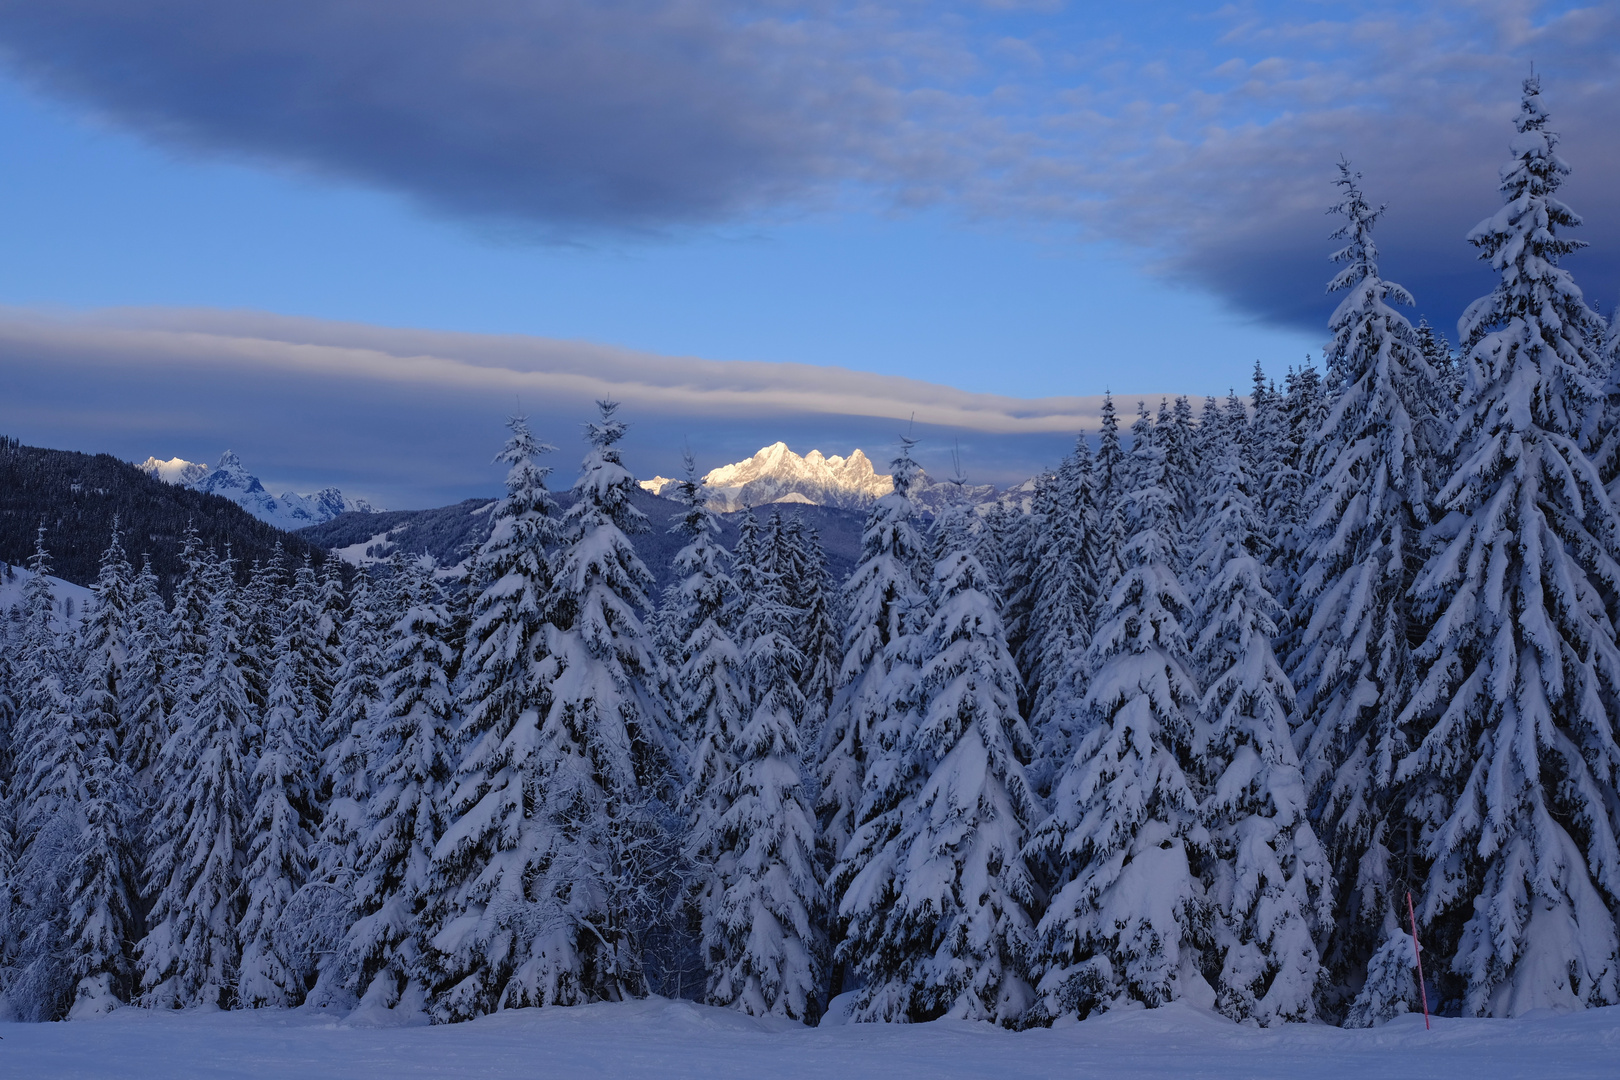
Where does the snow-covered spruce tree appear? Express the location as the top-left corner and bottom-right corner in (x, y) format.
(1415, 318), (1462, 421)
(78, 524), (132, 760)
(1245, 366), (1301, 604)
(237, 559), (328, 1006)
(317, 557), (349, 693)
(165, 524), (212, 701)
(62, 527), (140, 1016)
(663, 455), (748, 987)
(1195, 394), (1230, 466)
(238, 552), (283, 718)
(1161, 396), (1200, 524)
(757, 509), (810, 612)
(1190, 440), (1330, 1026)
(0, 602), (16, 784)
(704, 534), (823, 1020)
(122, 555), (172, 781)
(521, 399), (678, 1005)
(843, 493), (1037, 1023)
(668, 452), (746, 824)
(820, 437), (932, 1000)
(795, 527), (842, 791)
(819, 436), (932, 871)
(436, 403), (678, 1017)
(1024, 437), (1102, 795)
(1092, 392), (1129, 599)
(425, 416), (560, 1018)
(346, 558), (455, 1013)
(1024, 410), (1210, 1021)
(975, 500), (1020, 602)
(1269, 363), (1331, 670)
(297, 566), (384, 1006)
(1396, 76), (1620, 1017)
(138, 555), (250, 1010)
(64, 731), (138, 1017)
(1592, 300), (1620, 514)
(999, 469), (1050, 674)
(6, 531), (85, 1020)
(1286, 162), (1446, 1024)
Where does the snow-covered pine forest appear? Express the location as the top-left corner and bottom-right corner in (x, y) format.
(5, 76), (1620, 1030)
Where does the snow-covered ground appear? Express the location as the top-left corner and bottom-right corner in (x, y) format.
(5, 998), (1616, 1079)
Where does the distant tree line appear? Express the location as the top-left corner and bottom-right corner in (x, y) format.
(0, 441), (328, 598)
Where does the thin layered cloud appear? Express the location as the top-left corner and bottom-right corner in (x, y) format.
(0, 306), (1173, 505)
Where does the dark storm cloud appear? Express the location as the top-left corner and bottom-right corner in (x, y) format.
(1060, 2), (1620, 339)
(0, 0), (872, 228)
(0, 1), (1615, 337)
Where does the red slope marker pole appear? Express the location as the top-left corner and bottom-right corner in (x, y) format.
(1407, 890), (1430, 1030)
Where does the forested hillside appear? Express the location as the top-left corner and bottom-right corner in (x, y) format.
(0, 438), (328, 596)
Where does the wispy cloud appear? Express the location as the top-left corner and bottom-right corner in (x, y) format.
(0, 306), (1169, 505)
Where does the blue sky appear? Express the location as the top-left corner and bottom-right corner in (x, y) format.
(0, 1), (1615, 506)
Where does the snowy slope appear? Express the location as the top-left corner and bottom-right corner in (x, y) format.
(0, 563), (94, 633)
(4, 997), (1615, 1080)
(642, 442), (996, 513)
(137, 451), (379, 530)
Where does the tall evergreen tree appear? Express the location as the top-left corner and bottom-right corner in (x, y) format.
(121, 555), (172, 782)
(520, 399), (676, 1005)
(1287, 162), (1445, 1023)
(704, 526), (823, 1020)
(842, 494), (1036, 1023)
(7, 532), (84, 1019)
(138, 556), (250, 1010)
(426, 416), (561, 1019)
(237, 560), (326, 1006)
(166, 524), (211, 693)
(346, 559), (455, 1013)
(819, 437), (931, 871)
(63, 733), (137, 1017)
(1397, 76), (1620, 1016)
(77, 524), (131, 759)
(820, 437), (931, 1001)
(663, 455), (749, 994)
(795, 528), (842, 792)
(62, 528), (139, 1016)
(299, 567), (384, 1006)
(1024, 412), (1210, 1021)
(1024, 437), (1102, 793)
(1093, 393), (1129, 598)
(1191, 441), (1330, 1025)
(238, 553), (283, 719)
(668, 452), (746, 840)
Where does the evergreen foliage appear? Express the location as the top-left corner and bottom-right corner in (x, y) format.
(1397, 77), (1620, 1017)
(1024, 409), (1209, 1021)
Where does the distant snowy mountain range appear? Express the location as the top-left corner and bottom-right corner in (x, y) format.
(136, 451), (380, 530)
(640, 442), (996, 513)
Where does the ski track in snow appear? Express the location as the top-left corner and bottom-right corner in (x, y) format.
(5, 999), (1617, 1079)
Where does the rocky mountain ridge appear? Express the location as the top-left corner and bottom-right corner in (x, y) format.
(137, 451), (379, 530)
